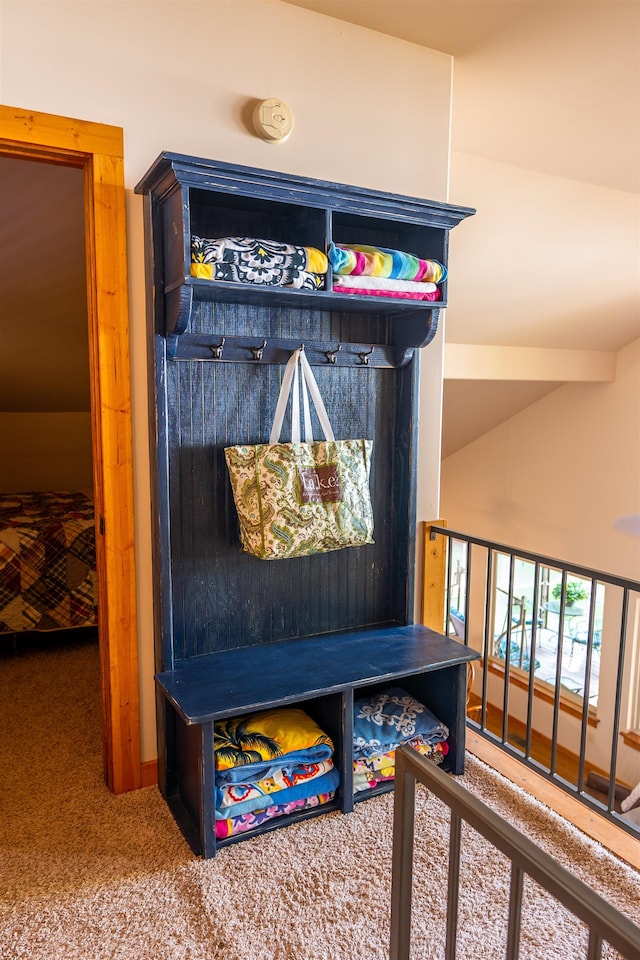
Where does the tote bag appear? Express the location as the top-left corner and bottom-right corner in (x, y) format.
(224, 348), (374, 560)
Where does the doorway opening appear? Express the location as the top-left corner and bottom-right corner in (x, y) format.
(0, 104), (140, 793)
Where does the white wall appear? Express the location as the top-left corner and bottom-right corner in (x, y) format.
(446, 152), (640, 352)
(441, 339), (640, 780)
(0, 0), (455, 761)
(440, 30), (640, 783)
(441, 339), (640, 579)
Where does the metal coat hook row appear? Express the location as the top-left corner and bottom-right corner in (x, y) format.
(251, 339), (268, 361)
(210, 337), (225, 359)
(357, 345), (375, 365)
(199, 337), (385, 366)
(324, 344), (342, 364)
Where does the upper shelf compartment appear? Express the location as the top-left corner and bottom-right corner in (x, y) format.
(134, 152), (475, 363)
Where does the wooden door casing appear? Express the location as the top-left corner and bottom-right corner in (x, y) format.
(0, 104), (141, 793)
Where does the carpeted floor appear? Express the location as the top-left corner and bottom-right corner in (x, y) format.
(1, 634), (639, 959)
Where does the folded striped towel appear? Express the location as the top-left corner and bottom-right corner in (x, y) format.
(329, 242), (446, 284)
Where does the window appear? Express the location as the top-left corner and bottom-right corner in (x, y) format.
(445, 542), (603, 706)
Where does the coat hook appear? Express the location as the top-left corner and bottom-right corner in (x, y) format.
(325, 344), (342, 365)
(357, 345), (375, 366)
(209, 337), (225, 360)
(251, 339), (267, 361)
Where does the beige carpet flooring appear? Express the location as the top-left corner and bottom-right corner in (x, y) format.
(1, 634), (639, 959)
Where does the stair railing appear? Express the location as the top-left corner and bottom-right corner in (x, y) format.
(422, 521), (640, 837)
(389, 744), (640, 960)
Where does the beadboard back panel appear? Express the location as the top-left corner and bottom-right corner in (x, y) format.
(161, 320), (417, 662)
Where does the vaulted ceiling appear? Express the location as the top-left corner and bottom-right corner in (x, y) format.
(282, 0), (640, 196)
(283, 1), (640, 455)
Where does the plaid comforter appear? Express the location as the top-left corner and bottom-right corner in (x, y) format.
(0, 491), (98, 635)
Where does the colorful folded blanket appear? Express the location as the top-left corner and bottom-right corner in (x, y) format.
(215, 790), (336, 840)
(332, 275), (437, 295)
(353, 736), (448, 776)
(214, 706), (334, 784)
(191, 260), (324, 290)
(353, 686), (449, 760)
(215, 758), (334, 818)
(329, 242), (446, 284)
(333, 283), (440, 302)
(354, 747), (445, 793)
(215, 764), (339, 821)
(191, 235), (327, 289)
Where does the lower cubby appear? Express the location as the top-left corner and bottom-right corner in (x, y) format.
(351, 678), (455, 803)
(156, 624), (479, 858)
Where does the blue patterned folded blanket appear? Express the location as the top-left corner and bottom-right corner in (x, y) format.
(215, 761), (339, 820)
(353, 686), (449, 759)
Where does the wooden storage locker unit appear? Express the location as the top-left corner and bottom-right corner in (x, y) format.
(135, 153), (476, 858)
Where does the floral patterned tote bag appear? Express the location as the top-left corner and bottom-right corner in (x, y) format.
(224, 348), (374, 560)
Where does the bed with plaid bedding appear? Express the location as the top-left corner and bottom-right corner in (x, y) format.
(0, 491), (98, 635)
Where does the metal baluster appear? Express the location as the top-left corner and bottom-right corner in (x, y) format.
(445, 812), (461, 960)
(506, 863), (523, 960)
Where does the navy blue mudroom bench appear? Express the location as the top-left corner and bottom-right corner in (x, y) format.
(135, 153), (476, 858)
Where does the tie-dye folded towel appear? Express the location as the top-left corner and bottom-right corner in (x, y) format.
(329, 242), (446, 284)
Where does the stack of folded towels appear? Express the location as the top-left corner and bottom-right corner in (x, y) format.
(189, 235), (446, 301)
(353, 686), (449, 793)
(191, 236), (328, 290)
(214, 706), (339, 840)
(329, 242), (446, 301)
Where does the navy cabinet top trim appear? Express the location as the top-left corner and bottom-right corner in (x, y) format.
(135, 151), (475, 227)
(135, 152), (475, 359)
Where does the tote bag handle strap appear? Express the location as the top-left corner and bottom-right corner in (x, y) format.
(290, 353), (314, 443)
(269, 348), (335, 444)
(270, 350), (298, 444)
(299, 347), (334, 441)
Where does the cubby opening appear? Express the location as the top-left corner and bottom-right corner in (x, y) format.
(189, 188), (326, 252)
